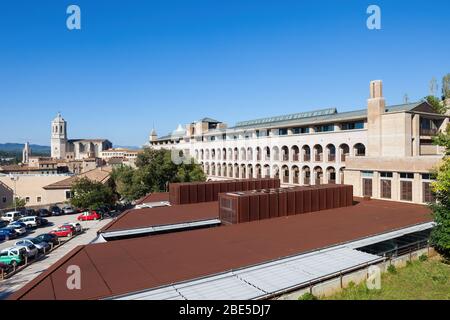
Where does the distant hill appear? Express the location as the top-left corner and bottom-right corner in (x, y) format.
(0, 143), (51, 155)
(113, 145), (141, 150)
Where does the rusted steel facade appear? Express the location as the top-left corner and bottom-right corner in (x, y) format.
(219, 184), (353, 224)
(169, 178), (280, 205)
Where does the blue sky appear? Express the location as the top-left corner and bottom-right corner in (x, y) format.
(0, 0), (449, 146)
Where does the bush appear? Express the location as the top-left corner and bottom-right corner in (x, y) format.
(406, 260), (413, 267)
(419, 254), (428, 262)
(387, 264), (397, 274)
(298, 292), (317, 300)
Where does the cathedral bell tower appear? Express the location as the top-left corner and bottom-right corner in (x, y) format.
(51, 113), (68, 159)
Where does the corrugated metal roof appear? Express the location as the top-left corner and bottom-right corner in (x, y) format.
(111, 247), (381, 300)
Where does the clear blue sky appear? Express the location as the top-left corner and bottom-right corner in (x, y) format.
(0, 0), (449, 146)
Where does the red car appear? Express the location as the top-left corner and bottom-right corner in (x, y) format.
(77, 211), (101, 221)
(50, 225), (75, 238)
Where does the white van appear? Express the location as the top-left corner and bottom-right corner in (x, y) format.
(18, 216), (39, 228)
(1, 211), (20, 223)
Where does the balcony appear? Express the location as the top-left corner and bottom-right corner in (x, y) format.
(303, 154), (310, 162)
(283, 176), (289, 183)
(328, 154), (336, 162)
(282, 154), (289, 161)
(293, 176), (299, 184)
(293, 154), (299, 161)
(315, 154), (323, 162)
(420, 128), (438, 136)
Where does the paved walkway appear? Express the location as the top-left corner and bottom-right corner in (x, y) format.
(0, 219), (111, 299)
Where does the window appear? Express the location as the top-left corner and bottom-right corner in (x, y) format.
(380, 172), (393, 178)
(37, 197), (41, 203)
(2, 197), (6, 203)
(362, 171), (374, 177)
(341, 121), (364, 130)
(222, 133), (226, 140)
(65, 191), (72, 199)
(292, 127), (309, 134)
(315, 124), (334, 132)
(25, 197), (30, 203)
(400, 172), (414, 179)
(210, 136), (215, 141)
(422, 182), (435, 203)
(380, 180), (392, 199)
(400, 181), (413, 201)
(421, 173), (435, 180)
(363, 178), (372, 197)
(279, 128), (288, 135)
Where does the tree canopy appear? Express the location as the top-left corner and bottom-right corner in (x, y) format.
(430, 123), (450, 258)
(70, 177), (115, 210)
(112, 148), (206, 201)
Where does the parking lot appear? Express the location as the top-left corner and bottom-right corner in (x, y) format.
(0, 212), (118, 299)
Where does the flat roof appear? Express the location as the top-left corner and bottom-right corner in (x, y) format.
(100, 201), (218, 233)
(9, 198), (431, 300)
(135, 192), (169, 205)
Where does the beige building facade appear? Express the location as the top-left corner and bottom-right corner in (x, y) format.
(147, 80), (449, 205)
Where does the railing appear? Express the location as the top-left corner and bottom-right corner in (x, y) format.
(282, 154), (289, 161)
(283, 176), (289, 183)
(293, 177), (299, 184)
(304, 154), (310, 162)
(293, 154), (299, 161)
(315, 154), (323, 162)
(355, 153), (365, 157)
(341, 154), (347, 162)
(420, 128), (438, 136)
(328, 154), (336, 162)
(304, 177), (310, 185)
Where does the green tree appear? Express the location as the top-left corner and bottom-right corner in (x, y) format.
(70, 177), (115, 210)
(112, 148), (206, 201)
(13, 197), (26, 208)
(426, 95), (447, 114)
(430, 124), (450, 258)
(442, 73), (450, 100)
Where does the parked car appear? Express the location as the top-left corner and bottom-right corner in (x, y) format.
(0, 247), (26, 267)
(77, 211), (101, 221)
(50, 206), (62, 216)
(0, 228), (18, 240)
(38, 208), (51, 217)
(8, 243), (38, 259)
(0, 233), (8, 242)
(24, 209), (37, 217)
(0, 220), (9, 228)
(62, 205), (75, 215)
(0, 262), (13, 274)
(1, 211), (21, 223)
(39, 218), (49, 226)
(35, 233), (59, 246)
(62, 222), (82, 234)
(18, 216), (39, 228)
(6, 222), (27, 236)
(50, 225), (75, 238)
(15, 238), (50, 253)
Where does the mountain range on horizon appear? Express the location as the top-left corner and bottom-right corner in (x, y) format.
(0, 143), (141, 154)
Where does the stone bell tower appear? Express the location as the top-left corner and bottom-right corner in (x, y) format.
(51, 113), (68, 159)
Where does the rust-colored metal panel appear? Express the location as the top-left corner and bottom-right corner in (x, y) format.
(338, 185), (346, 208)
(219, 194), (237, 224)
(241, 180), (249, 191)
(261, 179), (268, 190)
(326, 187), (334, 210)
(212, 182), (221, 201)
(179, 184), (190, 204)
(189, 183), (198, 204)
(310, 188), (319, 212)
(249, 194), (260, 221)
(317, 187), (326, 211)
(332, 185), (339, 208)
(220, 182), (228, 193)
(287, 190), (296, 216)
(273, 179), (281, 188)
(346, 185), (353, 206)
(303, 189), (312, 213)
(269, 192), (279, 218)
(205, 183), (213, 202)
(197, 184), (206, 203)
(248, 179), (256, 191)
(235, 180), (243, 192)
(228, 181), (236, 193)
(254, 180), (262, 190)
(169, 183), (180, 205)
(239, 195), (250, 223)
(278, 191), (287, 217)
(258, 192), (269, 220)
(295, 189), (304, 214)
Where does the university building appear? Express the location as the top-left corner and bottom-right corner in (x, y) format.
(148, 80), (449, 205)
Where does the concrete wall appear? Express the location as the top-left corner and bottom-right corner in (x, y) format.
(277, 247), (437, 300)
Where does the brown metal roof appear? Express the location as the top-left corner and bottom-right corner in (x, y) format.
(9, 198), (432, 300)
(99, 201), (219, 233)
(134, 192), (170, 205)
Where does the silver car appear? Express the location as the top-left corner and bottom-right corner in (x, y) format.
(62, 205), (75, 214)
(3, 244), (38, 259)
(15, 238), (50, 253)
